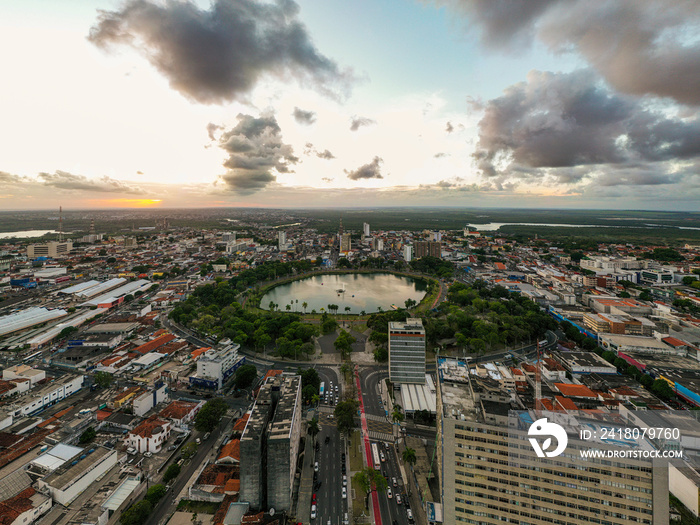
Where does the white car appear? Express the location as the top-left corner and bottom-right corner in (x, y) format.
(392, 477), (397, 487)
(143, 451), (153, 458)
(387, 488), (392, 499)
(342, 487), (347, 499)
(396, 494), (402, 505)
(407, 508), (413, 521)
(311, 504), (317, 519)
(342, 475), (347, 486)
(314, 462), (319, 472)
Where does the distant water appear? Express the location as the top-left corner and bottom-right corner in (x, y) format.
(0, 230), (59, 239)
(466, 222), (700, 231)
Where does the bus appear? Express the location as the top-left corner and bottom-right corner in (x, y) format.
(23, 351), (42, 364)
(320, 382), (325, 397)
(371, 443), (381, 470)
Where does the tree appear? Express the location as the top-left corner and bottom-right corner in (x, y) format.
(79, 427), (96, 444)
(651, 379), (675, 400)
(119, 500), (152, 525)
(335, 399), (358, 435)
(302, 301), (308, 313)
(194, 398), (228, 432)
(391, 406), (404, 424)
(59, 326), (79, 338)
(233, 364), (257, 389)
(145, 484), (167, 506)
(302, 384), (318, 404)
(640, 374), (654, 389)
(308, 417), (320, 442)
(94, 371), (113, 388)
(163, 463), (181, 483)
(404, 298), (417, 309)
(181, 442), (198, 460)
(334, 329), (356, 359)
(373, 346), (388, 362)
(402, 447), (417, 467)
(269, 300), (276, 311)
(354, 467), (388, 508)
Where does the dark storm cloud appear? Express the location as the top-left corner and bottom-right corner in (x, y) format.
(293, 107), (316, 125)
(433, 0), (700, 106)
(88, 0), (353, 104)
(473, 69), (700, 183)
(38, 171), (144, 193)
(349, 116), (376, 131)
(345, 157), (384, 180)
(217, 113), (298, 193)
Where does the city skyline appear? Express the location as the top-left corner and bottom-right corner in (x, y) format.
(2, 0), (700, 210)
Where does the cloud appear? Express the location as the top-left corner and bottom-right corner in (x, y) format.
(473, 69), (700, 185)
(445, 121), (454, 133)
(321, 177), (333, 183)
(0, 171), (25, 184)
(88, 0), (353, 104)
(433, 0), (700, 105)
(216, 113), (298, 193)
(345, 156), (384, 180)
(207, 123), (222, 140)
(303, 143), (335, 159)
(350, 116), (376, 131)
(38, 171), (144, 193)
(293, 107), (317, 125)
(434, 152), (449, 159)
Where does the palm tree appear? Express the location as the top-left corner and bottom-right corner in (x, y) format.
(311, 309), (317, 315)
(295, 299), (299, 311)
(302, 301), (308, 314)
(308, 417), (320, 442)
(402, 447), (417, 468)
(344, 306), (351, 318)
(286, 304), (291, 312)
(268, 300), (275, 311)
(391, 406), (404, 424)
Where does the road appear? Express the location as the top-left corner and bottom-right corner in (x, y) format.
(145, 416), (232, 525)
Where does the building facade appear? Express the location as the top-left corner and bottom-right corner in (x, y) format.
(189, 341), (245, 390)
(403, 244), (413, 262)
(414, 241), (441, 259)
(27, 241), (73, 259)
(389, 318), (425, 384)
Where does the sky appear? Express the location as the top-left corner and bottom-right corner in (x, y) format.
(1, 0), (700, 211)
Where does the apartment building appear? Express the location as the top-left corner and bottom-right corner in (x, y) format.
(437, 358), (668, 524)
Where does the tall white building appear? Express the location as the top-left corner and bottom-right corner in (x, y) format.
(403, 244), (413, 262)
(278, 231), (287, 251)
(190, 340), (244, 390)
(363, 222), (370, 237)
(389, 318), (425, 384)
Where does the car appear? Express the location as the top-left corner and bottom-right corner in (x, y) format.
(335, 385), (338, 392)
(143, 451), (153, 458)
(325, 436), (330, 443)
(342, 487), (347, 499)
(392, 477), (397, 487)
(195, 438), (201, 445)
(310, 505), (317, 519)
(312, 493), (317, 503)
(314, 462), (319, 472)
(314, 481), (322, 491)
(335, 396), (339, 403)
(167, 445), (177, 451)
(393, 521), (399, 525)
(407, 509), (413, 521)
(387, 488), (392, 499)
(396, 494), (402, 505)
(203, 432), (210, 440)
(342, 475), (347, 486)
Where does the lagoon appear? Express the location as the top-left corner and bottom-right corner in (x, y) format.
(260, 273), (427, 314)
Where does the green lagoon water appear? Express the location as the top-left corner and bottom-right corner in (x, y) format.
(260, 273), (427, 314)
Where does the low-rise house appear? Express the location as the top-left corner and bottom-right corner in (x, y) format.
(125, 416), (171, 453)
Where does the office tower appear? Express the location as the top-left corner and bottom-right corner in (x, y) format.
(403, 244), (413, 262)
(389, 318), (425, 384)
(278, 230), (287, 251)
(414, 241), (441, 258)
(363, 222), (370, 237)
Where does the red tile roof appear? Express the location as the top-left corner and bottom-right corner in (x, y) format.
(554, 383), (597, 398)
(133, 334), (176, 354)
(130, 415), (169, 439)
(218, 439), (240, 463)
(0, 487), (36, 525)
(159, 400), (198, 421)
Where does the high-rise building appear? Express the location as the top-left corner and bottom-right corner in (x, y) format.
(240, 374), (302, 511)
(389, 318), (425, 384)
(27, 241), (73, 258)
(340, 233), (351, 253)
(437, 358), (668, 524)
(414, 241), (441, 258)
(278, 231), (287, 251)
(403, 244), (413, 262)
(363, 222), (370, 237)
(222, 231), (236, 243)
(374, 238), (384, 251)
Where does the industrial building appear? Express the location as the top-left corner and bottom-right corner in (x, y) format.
(0, 307), (68, 337)
(37, 446), (118, 506)
(436, 358), (669, 524)
(7, 375), (84, 417)
(240, 374), (302, 511)
(389, 318), (426, 384)
(189, 340), (245, 390)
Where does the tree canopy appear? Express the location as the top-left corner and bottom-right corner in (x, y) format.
(334, 400), (358, 435)
(194, 398), (228, 432)
(233, 364), (257, 389)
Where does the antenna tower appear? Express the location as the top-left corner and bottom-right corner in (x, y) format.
(58, 206), (64, 242)
(535, 340), (542, 413)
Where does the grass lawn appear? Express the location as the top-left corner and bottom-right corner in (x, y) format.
(351, 477), (370, 521)
(350, 430), (364, 471)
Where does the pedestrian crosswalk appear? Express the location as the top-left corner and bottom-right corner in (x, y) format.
(365, 412), (388, 422)
(368, 430), (394, 442)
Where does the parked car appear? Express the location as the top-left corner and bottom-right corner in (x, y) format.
(314, 462), (319, 472)
(396, 494), (402, 505)
(407, 509), (413, 521)
(342, 487), (347, 499)
(387, 488), (392, 499)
